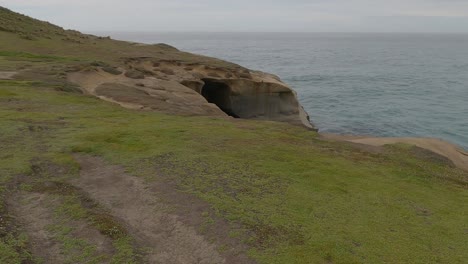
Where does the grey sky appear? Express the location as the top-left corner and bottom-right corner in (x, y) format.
(1, 0), (468, 32)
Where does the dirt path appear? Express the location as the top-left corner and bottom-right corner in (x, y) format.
(72, 155), (226, 264)
(0, 71), (17, 80)
(9, 192), (114, 264)
(9, 193), (65, 263)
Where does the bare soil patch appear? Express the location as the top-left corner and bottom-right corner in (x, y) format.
(0, 71), (17, 79)
(73, 154), (235, 264)
(8, 193), (65, 264)
(8, 192), (115, 264)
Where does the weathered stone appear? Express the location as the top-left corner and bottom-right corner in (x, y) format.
(69, 59), (315, 130)
(124, 69), (145, 79)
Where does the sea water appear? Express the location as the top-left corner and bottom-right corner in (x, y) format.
(102, 32), (468, 150)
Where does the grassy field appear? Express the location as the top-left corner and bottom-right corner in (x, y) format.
(0, 77), (467, 263)
(1, 6), (467, 263)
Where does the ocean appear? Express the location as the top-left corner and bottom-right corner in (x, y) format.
(101, 32), (468, 150)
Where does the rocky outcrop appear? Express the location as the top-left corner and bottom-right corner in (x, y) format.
(69, 58), (315, 129)
(321, 134), (468, 172)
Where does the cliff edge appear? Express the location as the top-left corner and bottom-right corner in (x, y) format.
(0, 6), (314, 129)
(69, 58), (314, 129)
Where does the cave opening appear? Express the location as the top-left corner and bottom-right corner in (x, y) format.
(201, 79), (239, 118)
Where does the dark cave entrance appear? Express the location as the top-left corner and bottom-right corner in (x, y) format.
(201, 79), (239, 118)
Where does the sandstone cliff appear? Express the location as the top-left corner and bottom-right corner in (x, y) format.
(69, 57), (315, 129)
(1, 6), (314, 129)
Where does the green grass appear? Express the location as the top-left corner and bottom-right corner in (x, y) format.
(47, 223), (104, 264)
(0, 83), (466, 263)
(0, 80), (42, 87)
(0, 234), (33, 264)
(0, 6), (241, 69)
(51, 195), (136, 264)
(0, 7), (466, 261)
(0, 6), (65, 39)
(0, 51), (80, 62)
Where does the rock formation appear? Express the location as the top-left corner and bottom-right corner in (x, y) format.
(69, 58), (315, 129)
(322, 134), (468, 172)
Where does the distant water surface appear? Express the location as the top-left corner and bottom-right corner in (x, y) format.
(100, 32), (468, 150)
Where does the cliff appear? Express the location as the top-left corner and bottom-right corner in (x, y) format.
(0, 6), (314, 129)
(69, 58), (314, 129)
(1, 6), (467, 264)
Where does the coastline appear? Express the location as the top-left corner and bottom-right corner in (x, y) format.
(1, 6), (467, 263)
(321, 133), (468, 172)
(116, 32), (468, 156)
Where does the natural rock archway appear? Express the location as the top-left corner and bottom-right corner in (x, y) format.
(69, 59), (316, 130)
(201, 79), (238, 118)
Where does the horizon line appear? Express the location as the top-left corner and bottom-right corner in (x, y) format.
(85, 30), (468, 35)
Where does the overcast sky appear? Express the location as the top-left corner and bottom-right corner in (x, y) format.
(1, 0), (468, 32)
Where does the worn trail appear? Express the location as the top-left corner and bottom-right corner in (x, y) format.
(72, 155), (226, 264)
(9, 192), (114, 263)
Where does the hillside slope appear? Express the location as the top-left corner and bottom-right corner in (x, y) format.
(1, 6), (467, 264)
(0, 7), (313, 129)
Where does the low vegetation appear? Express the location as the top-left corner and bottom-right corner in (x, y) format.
(0, 77), (467, 263)
(0, 6), (467, 264)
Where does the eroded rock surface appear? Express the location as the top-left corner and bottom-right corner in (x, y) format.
(322, 134), (468, 172)
(69, 58), (315, 129)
